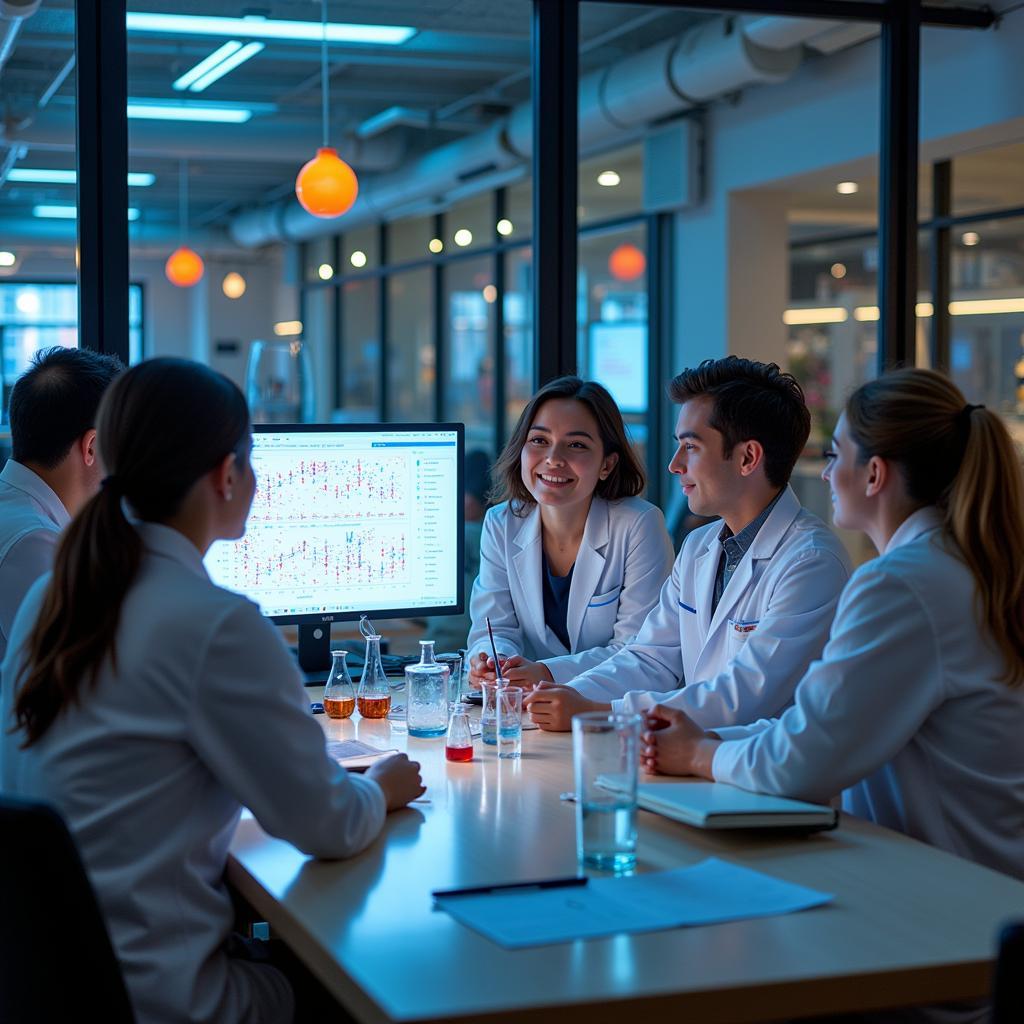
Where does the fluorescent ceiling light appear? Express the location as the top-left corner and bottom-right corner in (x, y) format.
(597, 170), (620, 187)
(126, 13), (416, 45)
(836, 181), (859, 195)
(0, 251), (16, 267)
(173, 41), (242, 90)
(9, 168), (155, 187)
(189, 41), (263, 91)
(127, 101), (255, 123)
(950, 297), (1024, 315)
(273, 320), (303, 336)
(782, 307), (848, 325)
(34, 204), (140, 221)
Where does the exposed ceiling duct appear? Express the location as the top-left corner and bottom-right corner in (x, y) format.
(229, 15), (848, 248)
(0, 0), (40, 78)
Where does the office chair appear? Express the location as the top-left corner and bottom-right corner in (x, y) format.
(0, 795), (135, 1023)
(993, 921), (1024, 1024)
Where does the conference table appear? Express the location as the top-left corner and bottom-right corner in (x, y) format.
(228, 696), (1024, 1023)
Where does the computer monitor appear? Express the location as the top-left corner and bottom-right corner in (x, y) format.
(204, 423), (464, 672)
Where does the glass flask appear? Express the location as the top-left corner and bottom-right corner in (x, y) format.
(245, 338), (314, 424)
(323, 650), (355, 719)
(357, 634), (391, 720)
(405, 640), (449, 738)
(445, 703), (474, 762)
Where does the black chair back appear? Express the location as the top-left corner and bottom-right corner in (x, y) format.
(993, 921), (1024, 1024)
(0, 795), (135, 1023)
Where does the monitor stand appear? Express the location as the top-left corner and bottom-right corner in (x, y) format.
(298, 623), (333, 674)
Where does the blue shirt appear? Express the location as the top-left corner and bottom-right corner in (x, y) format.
(542, 554), (574, 651)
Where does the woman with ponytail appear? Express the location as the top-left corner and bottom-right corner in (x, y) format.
(1, 358), (424, 1023)
(643, 369), (1024, 888)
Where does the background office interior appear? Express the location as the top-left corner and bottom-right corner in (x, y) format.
(2, 0), (1024, 573)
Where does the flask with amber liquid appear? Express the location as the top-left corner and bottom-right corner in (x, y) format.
(357, 634), (391, 720)
(323, 650), (355, 719)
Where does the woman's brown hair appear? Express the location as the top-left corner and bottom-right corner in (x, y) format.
(845, 368), (1024, 687)
(14, 358), (250, 746)
(490, 376), (646, 514)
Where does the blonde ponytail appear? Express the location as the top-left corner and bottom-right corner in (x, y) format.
(846, 369), (1024, 687)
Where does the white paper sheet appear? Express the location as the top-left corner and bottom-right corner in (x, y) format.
(436, 857), (833, 948)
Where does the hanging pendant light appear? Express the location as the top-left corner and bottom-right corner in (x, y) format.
(166, 159), (204, 287)
(295, 0), (358, 218)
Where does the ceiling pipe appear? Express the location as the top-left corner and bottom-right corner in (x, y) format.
(229, 15), (846, 247)
(0, 0), (40, 77)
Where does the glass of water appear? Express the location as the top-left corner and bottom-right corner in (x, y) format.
(436, 652), (464, 709)
(571, 711), (642, 872)
(480, 681), (498, 745)
(496, 686), (523, 759)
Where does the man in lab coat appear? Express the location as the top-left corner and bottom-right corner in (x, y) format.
(0, 346), (122, 664)
(524, 356), (851, 731)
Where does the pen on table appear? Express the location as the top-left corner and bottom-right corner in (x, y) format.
(432, 875), (588, 899)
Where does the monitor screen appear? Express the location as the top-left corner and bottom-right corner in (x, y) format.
(205, 423), (464, 624)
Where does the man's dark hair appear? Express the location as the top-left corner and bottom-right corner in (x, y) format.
(669, 356), (810, 488)
(9, 347), (123, 468)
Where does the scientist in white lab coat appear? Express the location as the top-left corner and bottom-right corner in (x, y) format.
(466, 376), (674, 687)
(525, 356), (851, 731)
(645, 369), (1024, 888)
(1, 358), (425, 1024)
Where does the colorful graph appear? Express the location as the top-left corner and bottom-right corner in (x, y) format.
(248, 454), (408, 523)
(211, 525), (409, 591)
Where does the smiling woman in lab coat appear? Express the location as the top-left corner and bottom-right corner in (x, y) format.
(467, 377), (674, 688)
(645, 368), (1024, 897)
(1, 358), (425, 1024)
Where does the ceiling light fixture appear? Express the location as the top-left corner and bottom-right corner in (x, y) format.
(453, 228), (472, 247)
(318, 263), (334, 280)
(782, 307), (848, 325)
(830, 263), (847, 279)
(295, 0), (358, 219)
(496, 219), (513, 236)
(165, 160), (204, 288)
(126, 12), (415, 45)
(961, 231), (981, 246)
(608, 243), (645, 282)
(349, 250), (367, 268)
(173, 40), (264, 93)
(9, 168), (156, 186)
(597, 170), (620, 187)
(0, 251), (15, 266)
(34, 204), (139, 220)
(482, 284), (497, 303)
(273, 320), (303, 336)
(428, 237), (444, 254)
(222, 272), (247, 299)
(127, 100), (256, 123)
(836, 181), (859, 195)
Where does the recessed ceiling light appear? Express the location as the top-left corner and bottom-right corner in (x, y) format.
(350, 250), (367, 268)
(428, 237), (444, 254)
(126, 100), (260, 123)
(836, 181), (859, 195)
(8, 168), (155, 186)
(0, 251), (16, 267)
(830, 263), (847, 279)
(961, 231), (981, 246)
(453, 228), (472, 247)
(173, 40), (264, 93)
(482, 284), (497, 303)
(34, 204), (139, 220)
(318, 263), (334, 280)
(496, 219), (513, 236)
(126, 13), (416, 45)
(597, 170), (620, 187)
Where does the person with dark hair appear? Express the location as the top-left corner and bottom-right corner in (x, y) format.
(1, 358), (424, 1023)
(466, 376), (674, 688)
(524, 356), (850, 731)
(0, 346), (122, 663)
(642, 370), (1024, 1013)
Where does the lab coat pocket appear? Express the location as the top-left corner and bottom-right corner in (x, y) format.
(588, 587), (622, 610)
(727, 618), (759, 649)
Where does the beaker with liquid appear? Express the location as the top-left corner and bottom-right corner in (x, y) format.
(357, 634), (391, 720)
(445, 703), (474, 762)
(406, 640), (449, 738)
(324, 650), (355, 719)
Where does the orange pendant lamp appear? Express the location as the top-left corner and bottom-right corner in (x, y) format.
(608, 243), (646, 282)
(166, 160), (204, 287)
(295, 0), (358, 219)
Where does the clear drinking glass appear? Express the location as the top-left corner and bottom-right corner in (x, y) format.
(496, 686), (523, 759)
(435, 652), (463, 708)
(480, 681), (499, 745)
(406, 640), (449, 738)
(245, 338), (314, 423)
(323, 650), (355, 719)
(571, 712), (642, 872)
(357, 634), (391, 720)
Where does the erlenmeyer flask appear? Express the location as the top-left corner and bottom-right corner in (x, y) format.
(357, 635), (391, 720)
(323, 650), (355, 719)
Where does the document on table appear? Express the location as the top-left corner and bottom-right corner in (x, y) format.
(435, 857), (833, 949)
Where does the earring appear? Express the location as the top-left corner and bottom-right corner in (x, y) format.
(225, 491), (233, 502)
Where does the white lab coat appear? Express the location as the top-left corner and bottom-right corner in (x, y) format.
(0, 522), (386, 1024)
(467, 496), (674, 683)
(571, 486), (851, 728)
(713, 507), (1024, 884)
(0, 460), (69, 665)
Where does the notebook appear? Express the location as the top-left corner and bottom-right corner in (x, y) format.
(326, 739), (399, 772)
(634, 782), (838, 832)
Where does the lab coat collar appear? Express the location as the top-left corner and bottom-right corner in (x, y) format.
(0, 459), (71, 529)
(884, 506), (943, 555)
(136, 521), (210, 580)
